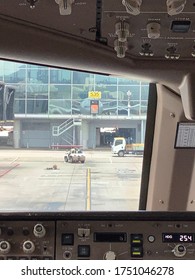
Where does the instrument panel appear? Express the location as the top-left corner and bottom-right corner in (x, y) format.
(1, 0), (195, 61)
(0, 212), (195, 260)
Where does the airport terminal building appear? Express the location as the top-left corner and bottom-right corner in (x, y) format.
(0, 60), (149, 149)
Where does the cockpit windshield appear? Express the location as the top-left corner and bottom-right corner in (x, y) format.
(0, 60), (149, 212)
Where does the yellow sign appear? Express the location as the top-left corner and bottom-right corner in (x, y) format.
(88, 91), (101, 99)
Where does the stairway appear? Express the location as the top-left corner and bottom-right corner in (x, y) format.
(52, 118), (81, 146)
(52, 118), (81, 137)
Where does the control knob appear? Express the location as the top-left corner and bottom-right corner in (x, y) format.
(0, 240), (11, 254)
(104, 251), (116, 260)
(33, 224), (46, 238)
(23, 240), (35, 254)
(167, 0), (186, 16)
(173, 244), (186, 257)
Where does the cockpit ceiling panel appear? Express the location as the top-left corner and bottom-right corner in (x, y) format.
(0, 0), (195, 60)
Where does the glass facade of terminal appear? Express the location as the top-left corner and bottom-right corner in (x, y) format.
(0, 60), (149, 117)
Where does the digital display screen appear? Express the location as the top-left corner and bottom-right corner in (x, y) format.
(94, 232), (127, 242)
(162, 233), (195, 243)
(90, 100), (99, 114)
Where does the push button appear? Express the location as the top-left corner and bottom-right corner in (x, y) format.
(131, 247), (143, 258)
(78, 245), (90, 258)
(61, 233), (74, 245)
(131, 234), (143, 258)
(131, 234), (143, 245)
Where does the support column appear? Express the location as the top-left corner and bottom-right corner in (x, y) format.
(82, 120), (89, 149)
(13, 120), (21, 148)
(88, 122), (96, 149)
(73, 125), (75, 145)
(136, 121), (141, 143)
(141, 120), (144, 143)
(75, 124), (82, 145)
(96, 127), (101, 147)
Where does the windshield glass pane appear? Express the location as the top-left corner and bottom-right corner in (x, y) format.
(0, 60), (149, 212)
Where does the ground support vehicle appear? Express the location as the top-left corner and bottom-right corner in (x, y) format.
(111, 137), (144, 157)
(64, 148), (85, 163)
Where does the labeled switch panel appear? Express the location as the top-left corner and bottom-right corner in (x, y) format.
(55, 218), (195, 260)
(0, 221), (55, 260)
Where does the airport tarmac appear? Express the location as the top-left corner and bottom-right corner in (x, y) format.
(0, 149), (143, 212)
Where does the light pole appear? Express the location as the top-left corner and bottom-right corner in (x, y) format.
(127, 90), (131, 117)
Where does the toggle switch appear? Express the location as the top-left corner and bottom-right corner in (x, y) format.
(78, 228), (90, 238)
(115, 21), (130, 42)
(147, 22), (161, 39)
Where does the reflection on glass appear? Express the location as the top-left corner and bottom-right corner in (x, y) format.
(118, 86), (140, 100)
(95, 85), (117, 100)
(27, 85), (48, 99)
(14, 99), (25, 114)
(141, 100), (148, 114)
(101, 100), (117, 115)
(72, 85), (94, 99)
(50, 69), (71, 84)
(118, 78), (140, 85)
(15, 84), (26, 98)
(50, 85), (71, 99)
(27, 69), (48, 84)
(72, 100), (81, 114)
(27, 100), (48, 114)
(73, 72), (94, 84)
(4, 69), (25, 83)
(49, 100), (71, 114)
(0, 60), (149, 118)
(141, 86), (149, 99)
(95, 74), (117, 85)
(27, 64), (48, 70)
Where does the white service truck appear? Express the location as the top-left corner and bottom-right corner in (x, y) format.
(111, 137), (144, 157)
